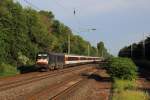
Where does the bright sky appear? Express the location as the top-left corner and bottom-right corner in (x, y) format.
(15, 0), (150, 56)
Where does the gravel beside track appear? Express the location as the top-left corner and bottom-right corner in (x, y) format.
(51, 68), (112, 100)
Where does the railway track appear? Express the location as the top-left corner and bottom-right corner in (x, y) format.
(0, 64), (94, 100)
(137, 67), (150, 94)
(0, 64), (91, 91)
(51, 77), (86, 100)
(28, 69), (98, 100)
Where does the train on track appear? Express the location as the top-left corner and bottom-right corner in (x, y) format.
(36, 52), (103, 71)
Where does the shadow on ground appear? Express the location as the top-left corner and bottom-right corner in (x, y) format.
(81, 72), (112, 82)
(138, 67), (150, 81)
(17, 65), (38, 74)
(88, 74), (111, 82)
(138, 87), (150, 94)
(139, 73), (150, 81)
(133, 60), (150, 81)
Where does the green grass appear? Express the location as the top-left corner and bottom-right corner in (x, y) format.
(112, 79), (150, 100)
(0, 72), (18, 77)
(113, 79), (137, 92)
(0, 63), (19, 77)
(113, 90), (149, 100)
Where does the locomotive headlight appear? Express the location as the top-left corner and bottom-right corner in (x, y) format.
(36, 59), (48, 65)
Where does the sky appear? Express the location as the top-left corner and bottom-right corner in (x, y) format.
(15, 0), (150, 56)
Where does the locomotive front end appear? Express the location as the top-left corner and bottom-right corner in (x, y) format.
(36, 53), (49, 70)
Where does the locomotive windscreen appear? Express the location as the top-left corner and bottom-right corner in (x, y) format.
(37, 54), (48, 59)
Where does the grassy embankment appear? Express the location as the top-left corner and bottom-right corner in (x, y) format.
(0, 63), (19, 77)
(112, 79), (149, 100)
(0, 63), (38, 77)
(106, 57), (149, 100)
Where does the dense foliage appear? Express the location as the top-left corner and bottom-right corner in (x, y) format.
(0, 0), (110, 70)
(107, 57), (137, 80)
(119, 37), (150, 60)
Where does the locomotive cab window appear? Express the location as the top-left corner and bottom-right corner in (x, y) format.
(37, 54), (49, 60)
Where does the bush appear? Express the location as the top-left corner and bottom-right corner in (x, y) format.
(107, 57), (137, 80)
(17, 52), (30, 65)
(0, 63), (19, 77)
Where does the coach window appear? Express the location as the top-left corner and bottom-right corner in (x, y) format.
(68, 57), (79, 61)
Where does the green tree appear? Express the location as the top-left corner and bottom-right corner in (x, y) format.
(97, 41), (105, 57)
(97, 41), (111, 58)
